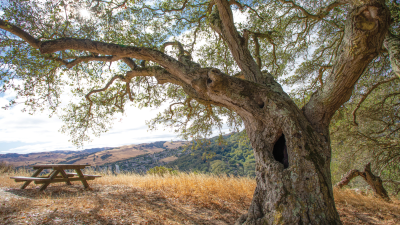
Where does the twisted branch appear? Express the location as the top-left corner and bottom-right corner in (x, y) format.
(278, 0), (347, 20)
(352, 76), (398, 126)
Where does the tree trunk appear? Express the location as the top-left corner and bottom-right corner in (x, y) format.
(235, 111), (341, 224)
(336, 163), (391, 202)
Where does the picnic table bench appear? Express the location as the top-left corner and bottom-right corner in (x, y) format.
(10, 164), (101, 191)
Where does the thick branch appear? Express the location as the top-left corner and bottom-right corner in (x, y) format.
(352, 76), (398, 126)
(253, 36), (261, 69)
(303, 2), (391, 134)
(125, 67), (182, 85)
(0, 19), (40, 48)
(54, 55), (122, 68)
(252, 31), (277, 70)
(122, 57), (138, 69)
(384, 32), (400, 79)
(161, 41), (185, 56)
(0, 20), (187, 79)
(0, 20), (186, 79)
(335, 169), (361, 188)
(336, 163), (391, 202)
(210, 0), (268, 84)
(30, 37), (188, 83)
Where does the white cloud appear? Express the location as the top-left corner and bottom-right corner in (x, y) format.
(0, 93), (180, 154)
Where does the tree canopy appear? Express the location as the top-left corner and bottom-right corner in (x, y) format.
(0, 0), (399, 144)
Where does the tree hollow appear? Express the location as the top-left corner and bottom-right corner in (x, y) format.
(273, 134), (288, 169)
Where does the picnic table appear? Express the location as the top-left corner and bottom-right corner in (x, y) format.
(10, 164), (101, 191)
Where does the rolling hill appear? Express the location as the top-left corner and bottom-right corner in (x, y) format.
(0, 141), (187, 168)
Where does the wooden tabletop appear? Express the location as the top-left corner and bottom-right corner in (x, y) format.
(32, 164), (91, 169)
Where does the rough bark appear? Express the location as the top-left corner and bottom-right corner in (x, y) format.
(336, 163), (391, 202)
(303, 0), (391, 134)
(384, 32), (400, 78)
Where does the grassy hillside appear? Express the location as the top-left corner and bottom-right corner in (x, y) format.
(1, 169), (399, 224)
(166, 132), (256, 177)
(0, 141), (188, 168)
(0, 147), (112, 167)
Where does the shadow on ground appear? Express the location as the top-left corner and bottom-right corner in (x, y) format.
(2, 184), (244, 224)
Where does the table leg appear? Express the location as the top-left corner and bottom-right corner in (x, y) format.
(39, 170), (60, 191)
(75, 169), (89, 188)
(46, 170), (56, 178)
(59, 170), (72, 185)
(21, 168), (43, 189)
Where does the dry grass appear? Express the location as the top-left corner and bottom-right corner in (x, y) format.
(0, 169), (399, 224)
(334, 188), (400, 225)
(0, 170), (254, 224)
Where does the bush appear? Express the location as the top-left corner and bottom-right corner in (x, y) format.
(0, 161), (14, 174)
(147, 166), (178, 176)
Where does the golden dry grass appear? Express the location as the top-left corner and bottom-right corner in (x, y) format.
(333, 188), (400, 225)
(0, 169), (399, 225)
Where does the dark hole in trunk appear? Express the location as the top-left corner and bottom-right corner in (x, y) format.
(273, 134), (289, 169)
(207, 78), (212, 84)
(258, 102), (264, 108)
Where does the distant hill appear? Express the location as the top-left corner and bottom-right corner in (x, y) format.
(0, 141), (187, 168)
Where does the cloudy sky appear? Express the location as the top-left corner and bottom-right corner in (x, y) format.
(0, 90), (182, 154)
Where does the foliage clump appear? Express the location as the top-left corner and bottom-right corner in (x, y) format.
(0, 161), (14, 174)
(147, 166), (178, 176)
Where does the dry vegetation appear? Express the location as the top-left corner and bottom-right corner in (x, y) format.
(0, 168), (399, 225)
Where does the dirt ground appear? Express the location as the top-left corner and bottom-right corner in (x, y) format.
(0, 177), (399, 224)
(0, 185), (246, 225)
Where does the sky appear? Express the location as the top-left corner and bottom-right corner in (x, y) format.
(0, 93), (182, 154)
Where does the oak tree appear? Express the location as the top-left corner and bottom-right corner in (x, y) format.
(1, 0), (399, 224)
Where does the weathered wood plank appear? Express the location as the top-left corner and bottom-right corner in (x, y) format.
(33, 164), (90, 170)
(66, 173), (102, 177)
(11, 176), (51, 181)
(33, 177), (95, 184)
(74, 169), (90, 188)
(59, 169), (73, 185)
(40, 170), (60, 191)
(20, 168), (43, 189)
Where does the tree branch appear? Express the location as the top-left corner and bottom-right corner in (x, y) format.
(335, 169), (361, 188)
(352, 76), (398, 126)
(125, 67), (182, 85)
(52, 55), (123, 69)
(336, 162), (391, 201)
(278, 0), (348, 21)
(85, 75), (124, 103)
(384, 32), (400, 79)
(0, 19), (184, 78)
(161, 41), (185, 56)
(210, 0), (268, 83)
(303, 2), (391, 134)
(122, 57), (138, 69)
(161, 0), (189, 12)
(0, 19), (40, 48)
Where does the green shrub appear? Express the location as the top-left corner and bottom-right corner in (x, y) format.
(147, 166), (178, 176)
